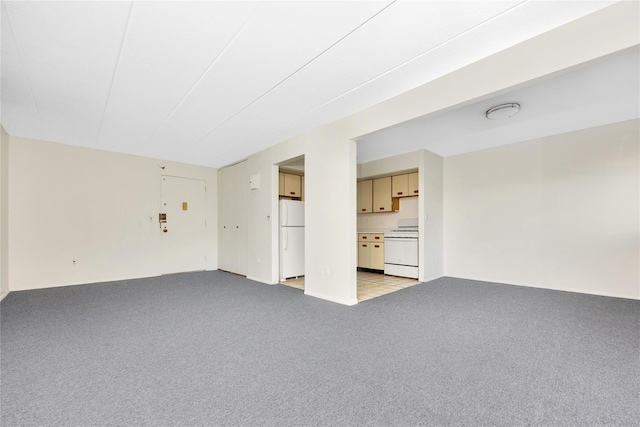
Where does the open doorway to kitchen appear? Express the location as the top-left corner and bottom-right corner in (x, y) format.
(355, 163), (421, 300)
(278, 156), (305, 289)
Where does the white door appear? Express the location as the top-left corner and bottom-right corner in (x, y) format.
(161, 176), (206, 274)
(217, 161), (247, 275)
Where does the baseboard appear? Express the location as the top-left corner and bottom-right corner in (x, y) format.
(421, 275), (443, 283)
(245, 275), (278, 285)
(0, 289), (9, 301)
(304, 290), (358, 306)
(445, 275), (640, 301)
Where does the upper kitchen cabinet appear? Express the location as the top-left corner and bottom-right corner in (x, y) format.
(373, 177), (397, 212)
(279, 172), (302, 199)
(392, 173), (419, 197)
(357, 176), (401, 214)
(408, 172), (419, 196)
(357, 170), (418, 214)
(357, 180), (373, 213)
(392, 174), (408, 197)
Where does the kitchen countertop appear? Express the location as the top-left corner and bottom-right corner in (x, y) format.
(357, 229), (391, 234)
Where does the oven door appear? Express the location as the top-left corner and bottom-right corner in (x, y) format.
(384, 237), (418, 266)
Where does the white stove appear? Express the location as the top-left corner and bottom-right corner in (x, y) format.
(385, 228), (419, 238)
(384, 219), (419, 279)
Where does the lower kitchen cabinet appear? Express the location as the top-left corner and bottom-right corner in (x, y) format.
(357, 233), (384, 270)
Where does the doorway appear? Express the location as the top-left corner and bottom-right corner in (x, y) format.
(278, 156), (305, 284)
(160, 175), (206, 275)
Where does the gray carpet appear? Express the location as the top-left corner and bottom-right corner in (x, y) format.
(1, 272), (638, 426)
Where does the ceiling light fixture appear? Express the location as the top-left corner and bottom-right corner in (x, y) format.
(485, 103), (520, 120)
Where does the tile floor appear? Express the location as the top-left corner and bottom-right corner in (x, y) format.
(280, 270), (420, 302)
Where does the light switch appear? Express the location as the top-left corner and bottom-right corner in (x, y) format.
(182, 202), (188, 211)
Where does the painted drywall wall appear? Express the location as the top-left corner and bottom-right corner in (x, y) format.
(8, 137), (217, 291)
(419, 149), (444, 282)
(303, 126), (358, 305)
(357, 197), (419, 231)
(357, 150), (418, 178)
(1, 125), (9, 299)
(444, 119), (639, 300)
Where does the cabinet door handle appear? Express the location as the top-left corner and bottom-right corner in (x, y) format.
(374, 245), (380, 248)
(374, 236), (380, 239)
(362, 244), (367, 247)
(290, 192), (295, 195)
(362, 236), (367, 239)
(361, 208), (366, 211)
(414, 190), (418, 193)
(397, 192), (403, 195)
(379, 207), (385, 210)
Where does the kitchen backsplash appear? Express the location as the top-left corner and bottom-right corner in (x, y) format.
(357, 196), (419, 230)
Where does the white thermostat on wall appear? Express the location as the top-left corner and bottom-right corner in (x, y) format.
(249, 174), (260, 190)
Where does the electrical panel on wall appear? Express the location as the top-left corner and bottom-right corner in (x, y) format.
(249, 174), (260, 190)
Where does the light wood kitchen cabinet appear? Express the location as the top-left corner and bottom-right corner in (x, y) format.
(279, 172), (302, 198)
(370, 242), (384, 270)
(392, 174), (409, 197)
(357, 180), (373, 213)
(408, 172), (419, 196)
(392, 173), (419, 197)
(358, 233), (384, 270)
(358, 241), (371, 269)
(373, 177), (393, 212)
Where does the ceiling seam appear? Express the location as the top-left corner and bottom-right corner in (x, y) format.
(1, 1), (47, 137)
(94, 0), (135, 147)
(137, 5), (262, 151)
(222, 0), (532, 152)
(180, 0), (398, 153)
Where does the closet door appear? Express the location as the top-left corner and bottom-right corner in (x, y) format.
(218, 161), (247, 275)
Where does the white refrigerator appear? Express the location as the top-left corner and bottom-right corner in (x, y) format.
(279, 199), (304, 281)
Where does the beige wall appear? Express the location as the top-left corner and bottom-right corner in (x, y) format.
(8, 137), (217, 291)
(419, 149), (444, 282)
(1, 125), (9, 299)
(444, 119), (639, 299)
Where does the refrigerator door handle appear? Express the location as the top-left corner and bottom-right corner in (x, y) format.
(282, 202), (288, 226)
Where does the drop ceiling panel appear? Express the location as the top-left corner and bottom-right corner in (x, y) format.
(96, 1), (260, 153)
(3, 1), (131, 146)
(179, 1), (520, 162)
(0, 4), (44, 139)
(145, 1), (391, 158)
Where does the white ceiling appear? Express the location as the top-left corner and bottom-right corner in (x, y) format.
(356, 48), (640, 163)
(0, 0), (627, 168)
